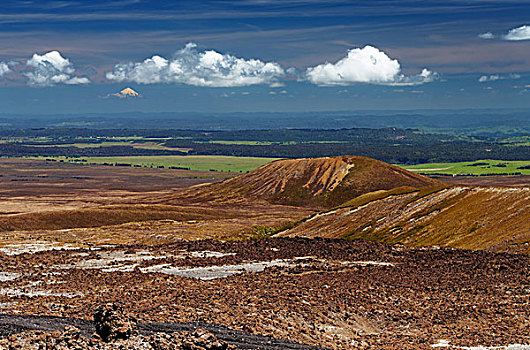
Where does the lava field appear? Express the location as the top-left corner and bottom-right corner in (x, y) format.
(1, 238), (529, 349)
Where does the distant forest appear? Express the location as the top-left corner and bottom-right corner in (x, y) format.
(0, 127), (528, 164)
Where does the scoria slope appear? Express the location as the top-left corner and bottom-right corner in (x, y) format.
(167, 156), (444, 209)
(277, 186), (530, 253)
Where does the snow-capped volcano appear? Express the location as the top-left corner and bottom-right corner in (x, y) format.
(112, 87), (141, 98)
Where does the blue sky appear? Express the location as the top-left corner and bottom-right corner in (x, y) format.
(0, 0), (529, 114)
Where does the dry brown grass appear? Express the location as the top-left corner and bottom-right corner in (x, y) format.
(280, 186), (530, 253)
(1, 157), (527, 254)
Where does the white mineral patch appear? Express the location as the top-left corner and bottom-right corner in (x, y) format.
(0, 272), (21, 282)
(188, 251), (236, 258)
(0, 302), (18, 308)
(54, 250), (236, 272)
(55, 250), (169, 270)
(344, 261), (394, 266)
(140, 259), (294, 280)
(0, 281), (83, 298)
(432, 340), (452, 348)
(432, 340), (530, 349)
(0, 288), (83, 298)
(51, 250), (392, 278)
(138, 257), (388, 280)
(0, 242), (80, 255)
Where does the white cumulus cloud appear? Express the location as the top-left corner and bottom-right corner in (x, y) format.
(0, 62), (11, 76)
(305, 46), (438, 86)
(395, 68), (439, 86)
(503, 25), (530, 41)
(478, 32), (495, 39)
(478, 73), (521, 82)
(106, 43), (285, 87)
(24, 51), (90, 87)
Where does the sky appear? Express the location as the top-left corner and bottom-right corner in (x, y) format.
(0, 0), (529, 114)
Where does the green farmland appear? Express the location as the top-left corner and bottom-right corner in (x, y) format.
(400, 160), (530, 176)
(36, 155), (280, 173)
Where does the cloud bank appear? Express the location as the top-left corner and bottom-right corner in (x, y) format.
(479, 25), (530, 41)
(1, 44), (440, 89)
(504, 25), (530, 41)
(106, 43), (285, 87)
(305, 46), (438, 86)
(24, 51), (90, 86)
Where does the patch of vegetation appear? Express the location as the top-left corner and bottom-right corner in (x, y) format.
(252, 221), (297, 239)
(27, 141), (187, 152)
(252, 225), (277, 239)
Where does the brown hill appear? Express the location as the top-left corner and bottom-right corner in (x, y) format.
(171, 156), (444, 209)
(277, 186), (530, 253)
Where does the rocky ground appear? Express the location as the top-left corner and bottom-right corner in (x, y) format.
(1, 238), (529, 349)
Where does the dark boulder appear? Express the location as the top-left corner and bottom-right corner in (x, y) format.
(93, 303), (137, 342)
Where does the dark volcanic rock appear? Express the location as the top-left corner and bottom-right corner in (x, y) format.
(0, 327), (236, 350)
(0, 307), (236, 350)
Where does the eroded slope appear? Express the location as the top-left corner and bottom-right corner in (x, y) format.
(278, 186), (530, 253)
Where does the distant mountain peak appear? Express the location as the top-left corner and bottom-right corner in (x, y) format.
(120, 88), (139, 96)
(111, 87), (141, 98)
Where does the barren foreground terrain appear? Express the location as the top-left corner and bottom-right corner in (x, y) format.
(1, 239), (529, 349)
(0, 157), (529, 349)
